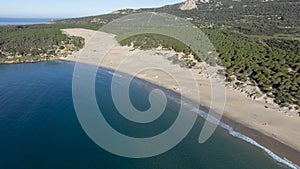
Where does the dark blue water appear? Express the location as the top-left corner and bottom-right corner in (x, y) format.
(0, 18), (60, 26)
(0, 61), (291, 169)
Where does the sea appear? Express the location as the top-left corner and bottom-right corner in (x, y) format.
(0, 61), (298, 169)
(0, 18), (59, 26)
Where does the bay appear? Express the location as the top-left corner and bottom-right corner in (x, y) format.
(0, 61), (290, 169)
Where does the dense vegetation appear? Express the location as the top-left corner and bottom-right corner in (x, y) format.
(0, 13), (126, 63)
(119, 29), (300, 108)
(156, 0), (300, 36)
(58, 0), (300, 36)
(0, 25), (84, 63)
(120, 33), (199, 68)
(203, 28), (300, 107)
(120, 33), (193, 54)
(102, 0), (299, 108)
(1, 0), (299, 108)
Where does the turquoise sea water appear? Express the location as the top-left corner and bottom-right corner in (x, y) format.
(0, 61), (292, 169)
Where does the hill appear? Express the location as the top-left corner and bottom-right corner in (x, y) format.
(54, 0), (300, 36)
(1, 0), (299, 109)
(54, 0), (300, 108)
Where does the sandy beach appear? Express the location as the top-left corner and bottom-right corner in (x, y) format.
(61, 28), (300, 166)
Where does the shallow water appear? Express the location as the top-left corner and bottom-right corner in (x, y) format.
(0, 61), (292, 169)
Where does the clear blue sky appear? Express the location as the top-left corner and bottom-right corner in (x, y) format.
(0, 0), (184, 18)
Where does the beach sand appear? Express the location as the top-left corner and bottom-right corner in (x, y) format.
(61, 28), (300, 165)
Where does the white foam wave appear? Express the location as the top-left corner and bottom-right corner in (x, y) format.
(191, 107), (300, 169)
(146, 84), (299, 169)
(106, 70), (123, 78)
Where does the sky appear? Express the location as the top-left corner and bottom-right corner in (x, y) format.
(0, 0), (184, 18)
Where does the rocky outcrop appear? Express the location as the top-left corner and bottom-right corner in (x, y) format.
(200, 0), (210, 3)
(180, 0), (198, 10)
(180, 0), (210, 10)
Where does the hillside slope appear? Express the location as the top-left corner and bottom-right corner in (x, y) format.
(55, 0), (300, 36)
(53, 0), (300, 108)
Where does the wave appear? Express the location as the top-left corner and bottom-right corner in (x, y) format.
(164, 94), (299, 169)
(106, 70), (123, 78)
(115, 71), (299, 169)
(192, 107), (300, 169)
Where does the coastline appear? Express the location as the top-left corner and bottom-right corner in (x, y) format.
(114, 66), (300, 167)
(0, 57), (60, 64)
(64, 59), (300, 168)
(56, 28), (299, 167)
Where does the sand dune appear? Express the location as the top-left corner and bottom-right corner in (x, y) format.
(61, 28), (300, 165)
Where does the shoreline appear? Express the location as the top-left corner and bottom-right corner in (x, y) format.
(0, 57), (61, 64)
(65, 60), (300, 168)
(220, 113), (300, 168)
(110, 66), (300, 167)
(4, 27), (299, 167)
(60, 28), (300, 167)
